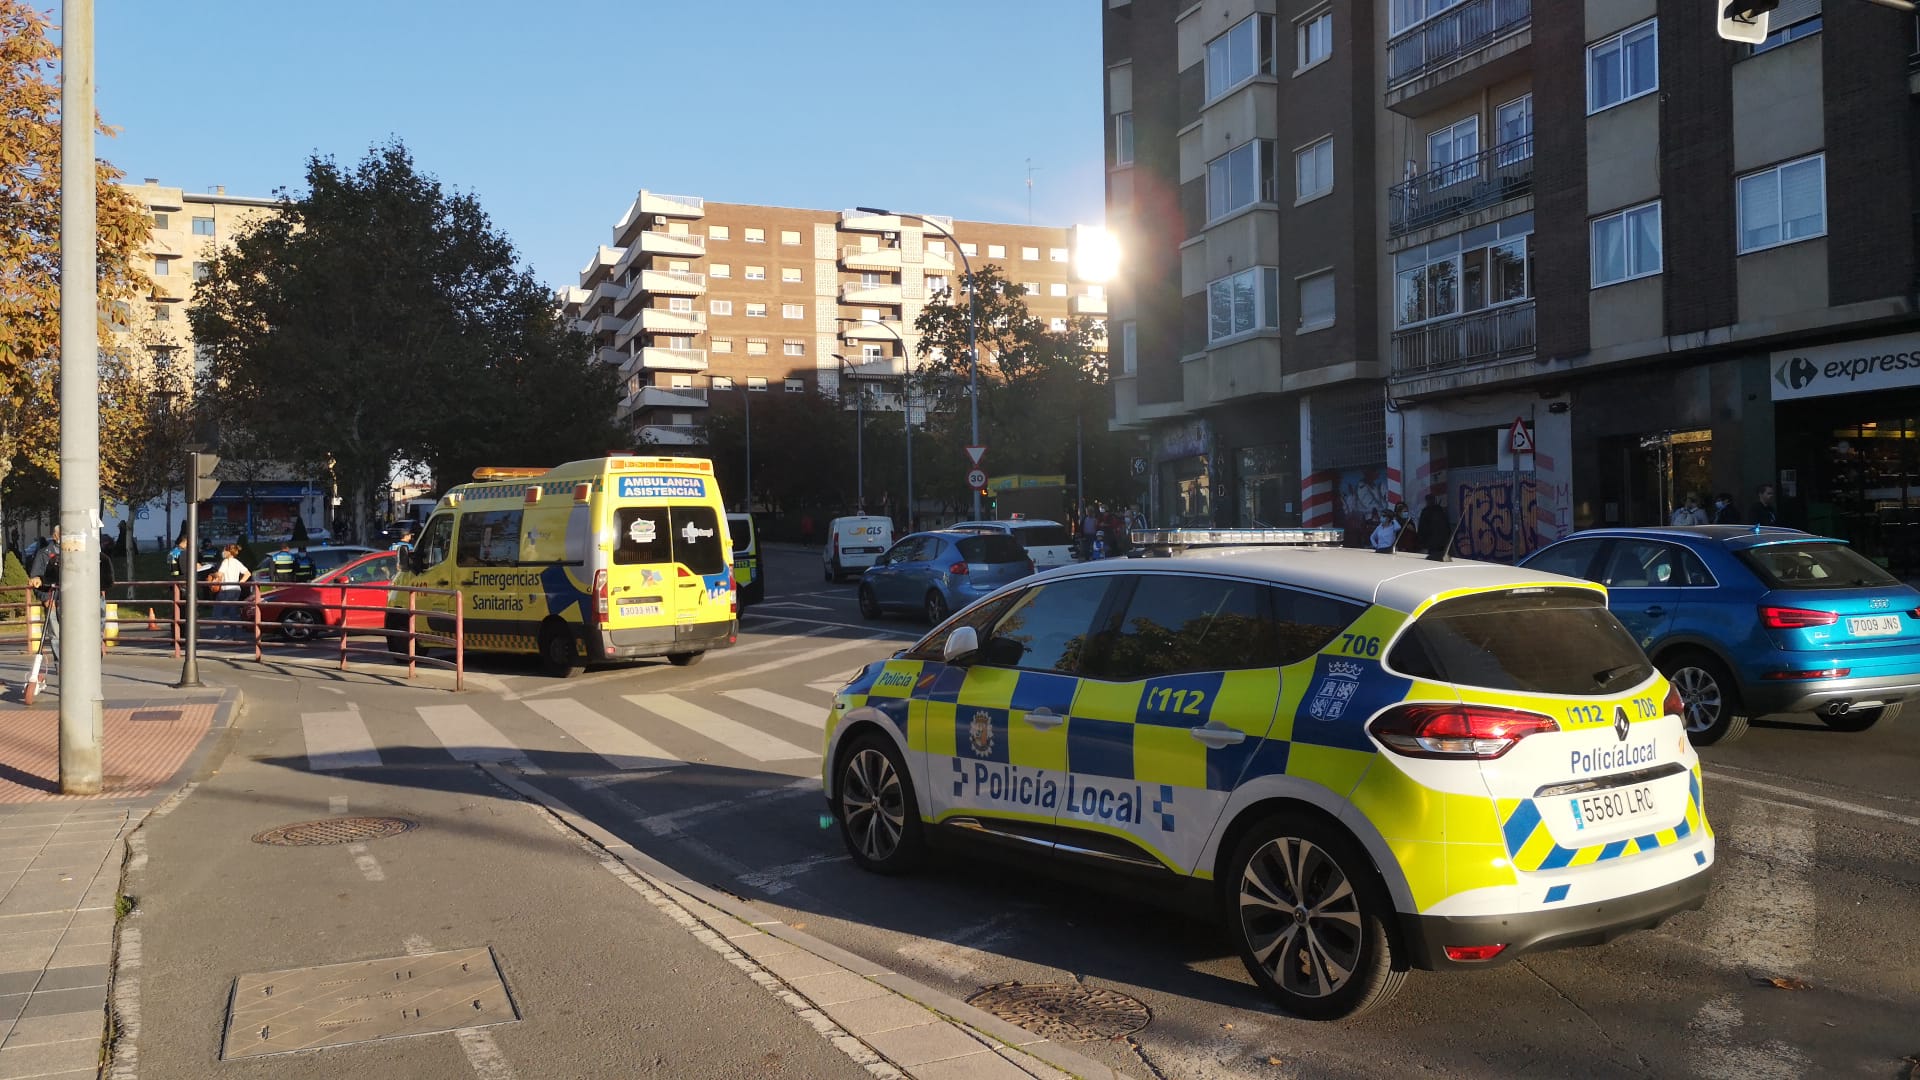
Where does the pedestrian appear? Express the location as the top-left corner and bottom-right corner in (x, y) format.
(211, 543), (251, 640)
(1711, 493), (1740, 525)
(1369, 511), (1401, 553)
(292, 543), (316, 583)
(269, 540), (298, 581)
(800, 514), (815, 547)
(1748, 483), (1778, 527)
(1416, 493), (1453, 562)
(1079, 504), (1098, 562)
(25, 527), (60, 689)
(1091, 530), (1108, 561)
(1670, 493), (1708, 527)
(390, 529), (416, 556)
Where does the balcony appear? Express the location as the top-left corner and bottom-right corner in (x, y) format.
(588, 279), (625, 308)
(638, 308), (707, 336)
(1388, 136), (1533, 237)
(596, 347), (626, 368)
(614, 191), (706, 244)
(636, 424), (703, 447)
(639, 386), (709, 410)
(559, 286), (590, 312)
(640, 347), (708, 373)
(1072, 293), (1108, 316)
(1386, 0), (1531, 114)
(1390, 301), (1535, 380)
(839, 280), (903, 305)
(576, 313), (623, 339)
(578, 245), (622, 284)
(636, 231), (707, 259)
(639, 269), (707, 297)
(841, 244), (903, 271)
(841, 319), (907, 342)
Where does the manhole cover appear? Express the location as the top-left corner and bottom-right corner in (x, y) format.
(130, 710), (182, 722)
(252, 817), (417, 846)
(223, 946), (516, 1059)
(965, 981), (1151, 1042)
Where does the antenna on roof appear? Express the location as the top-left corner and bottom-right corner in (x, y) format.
(1025, 158), (1043, 225)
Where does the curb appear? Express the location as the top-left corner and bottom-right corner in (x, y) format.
(478, 763), (1134, 1080)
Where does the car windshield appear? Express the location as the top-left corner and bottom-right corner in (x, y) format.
(1737, 541), (1899, 590)
(1012, 525), (1072, 548)
(1388, 588), (1652, 696)
(956, 535), (1029, 564)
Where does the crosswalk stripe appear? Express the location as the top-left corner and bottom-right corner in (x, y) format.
(806, 681), (844, 696)
(302, 710), (381, 771)
(679, 636), (894, 691)
(718, 688), (828, 729)
(417, 704), (543, 773)
(524, 698), (683, 771)
(624, 694), (815, 763)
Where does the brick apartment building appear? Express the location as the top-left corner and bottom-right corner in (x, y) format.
(118, 179), (279, 389)
(1106, 0), (1920, 569)
(559, 195), (1109, 448)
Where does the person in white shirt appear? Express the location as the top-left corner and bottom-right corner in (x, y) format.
(1369, 513), (1401, 553)
(211, 544), (252, 640)
(1670, 493), (1709, 527)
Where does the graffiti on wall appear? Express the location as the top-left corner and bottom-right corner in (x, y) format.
(1304, 464), (1401, 538)
(1454, 475), (1541, 562)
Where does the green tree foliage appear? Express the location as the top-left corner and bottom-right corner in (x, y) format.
(190, 142), (619, 536)
(698, 387), (856, 515)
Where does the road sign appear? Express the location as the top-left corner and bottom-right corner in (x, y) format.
(964, 445), (987, 467)
(1716, 1), (1771, 43)
(966, 468), (988, 489)
(1508, 417), (1535, 454)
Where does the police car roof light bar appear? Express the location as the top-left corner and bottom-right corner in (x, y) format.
(1129, 527), (1346, 554)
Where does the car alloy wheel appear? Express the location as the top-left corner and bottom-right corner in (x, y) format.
(1661, 652), (1748, 745)
(925, 591), (949, 625)
(841, 747), (905, 863)
(1670, 665), (1723, 735)
(857, 584), (881, 620)
(280, 608), (321, 642)
(1239, 836), (1365, 1001)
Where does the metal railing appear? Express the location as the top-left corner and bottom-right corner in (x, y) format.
(1388, 136), (1534, 236)
(1387, 0), (1531, 89)
(1390, 300), (1536, 378)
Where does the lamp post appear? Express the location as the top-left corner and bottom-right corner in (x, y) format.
(837, 317), (918, 527)
(740, 382), (752, 514)
(831, 354), (867, 512)
(855, 207), (981, 518)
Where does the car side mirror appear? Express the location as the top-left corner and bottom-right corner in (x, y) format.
(942, 625), (979, 664)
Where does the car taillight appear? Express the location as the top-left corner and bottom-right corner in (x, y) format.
(1444, 944), (1507, 962)
(1760, 605), (1837, 629)
(1662, 682), (1683, 718)
(593, 569), (609, 623)
(949, 561), (969, 575)
(1370, 704), (1560, 760)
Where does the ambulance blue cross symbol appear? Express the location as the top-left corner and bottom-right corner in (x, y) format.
(1152, 784), (1175, 831)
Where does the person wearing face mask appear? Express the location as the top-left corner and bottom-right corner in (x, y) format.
(1711, 492), (1740, 525)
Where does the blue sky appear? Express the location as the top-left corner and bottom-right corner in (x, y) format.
(93, 1), (1107, 290)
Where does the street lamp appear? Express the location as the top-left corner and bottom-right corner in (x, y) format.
(855, 206), (982, 518)
(723, 380), (752, 513)
(836, 316), (916, 528)
(830, 353), (866, 512)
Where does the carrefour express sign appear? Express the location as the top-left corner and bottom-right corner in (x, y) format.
(1770, 332), (1920, 401)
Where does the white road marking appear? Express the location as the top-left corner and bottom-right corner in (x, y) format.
(501, 620), (810, 700)
(718, 688), (828, 729)
(302, 709), (381, 771)
(523, 698), (682, 771)
(737, 853), (849, 895)
(752, 600), (832, 611)
(739, 612), (919, 638)
(348, 842), (385, 882)
(634, 777), (818, 837)
(417, 704), (544, 774)
(401, 936), (519, 1080)
(1706, 770), (1920, 828)
(806, 681), (845, 696)
(896, 914), (1021, 980)
(680, 636), (896, 690)
(624, 694), (815, 762)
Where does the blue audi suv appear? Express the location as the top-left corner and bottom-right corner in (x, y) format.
(1520, 526), (1920, 744)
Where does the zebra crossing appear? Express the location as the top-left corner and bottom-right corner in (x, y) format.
(295, 681), (840, 775)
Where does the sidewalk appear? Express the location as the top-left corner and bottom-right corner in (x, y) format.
(0, 673), (237, 1080)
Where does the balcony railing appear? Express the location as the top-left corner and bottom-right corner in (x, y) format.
(637, 231), (707, 257)
(1390, 301), (1535, 379)
(640, 269), (707, 295)
(841, 244), (903, 269)
(639, 387), (709, 409)
(1388, 135), (1534, 236)
(1387, 0), (1531, 89)
(640, 347), (709, 372)
(840, 280), (903, 304)
(636, 424), (703, 447)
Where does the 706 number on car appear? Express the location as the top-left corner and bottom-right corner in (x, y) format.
(1335, 633), (1381, 658)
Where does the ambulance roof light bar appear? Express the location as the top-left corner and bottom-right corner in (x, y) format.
(1130, 527), (1346, 555)
(472, 466), (549, 480)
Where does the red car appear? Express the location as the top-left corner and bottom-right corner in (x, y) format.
(260, 551), (400, 641)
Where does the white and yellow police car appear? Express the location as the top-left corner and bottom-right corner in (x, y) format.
(822, 529), (1714, 1020)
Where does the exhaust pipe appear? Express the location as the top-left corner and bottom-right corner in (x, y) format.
(1821, 700), (1854, 717)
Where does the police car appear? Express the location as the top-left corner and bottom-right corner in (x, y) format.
(822, 529), (1714, 1020)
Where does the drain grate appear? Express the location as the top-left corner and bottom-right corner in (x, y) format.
(252, 817), (417, 847)
(965, 981), (1151, 1042)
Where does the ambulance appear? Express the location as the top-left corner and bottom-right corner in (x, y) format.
(389, 457), (738, 676)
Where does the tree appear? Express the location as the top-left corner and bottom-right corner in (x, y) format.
(0, 0), (158, 544)
(698, 387), (856, 516)
(191, 142), (619, 537)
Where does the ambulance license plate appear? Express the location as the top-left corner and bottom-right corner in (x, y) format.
(1568, 785), (1657, 831)
(1847, 615), (1902, 637)
(620, 603), (662, 618)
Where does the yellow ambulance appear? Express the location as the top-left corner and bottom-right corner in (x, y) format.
(388, 457), (738, 676)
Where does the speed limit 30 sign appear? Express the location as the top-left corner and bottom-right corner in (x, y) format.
(966, 468), (988, 489)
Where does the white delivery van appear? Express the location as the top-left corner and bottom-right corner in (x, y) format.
(824, 516), (894, 582)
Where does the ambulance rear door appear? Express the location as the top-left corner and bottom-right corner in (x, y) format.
(608, 500), (730, 628)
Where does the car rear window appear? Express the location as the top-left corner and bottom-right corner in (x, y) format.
(957, 535), (1029, 564)
(1012, 525), (1072, 548)
(1737, 541), (1898, 590)
(614, 505), (727, 574)
(1387, 588), (1652, 696)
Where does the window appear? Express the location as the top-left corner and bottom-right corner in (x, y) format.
(1737, 154), (1826, 253)
(1597, 540), (1698, 589)
(1049, 282), (1068, 297)
(1298, 271), (1335, 331)
(1590, 201), (1662, 286)
(1050, 317), (1068, 332)
(746, 302), (767, 317)
(861, 344), (884, 361)
(1206, 13), (1276, 101)
(1297, 10), (1332, 70)
(785, 378), (805, 393)
(192, 261), (211, 281)
(669, 374), (694, 389)
(1495, 94), (1534, 160)
(668, 260), (690, 271)
(1386, 591), (1650, 696)
(746, 339), (768, 355)
(1295, 137), (1333, 201)
(613, 506), (725, 575)
(151, 305), (170, 321)
(710, 300), (733, 315)
(665, 335), (694, 350)
(668, 296), (693, 313)
(783, 340), (805, 356)
(1022, 246), (1040, 261)
(712, 338), (733, 354)
(1018, 282), (1039, 298)
(745, 265), (765, 280)
(748, 376), (768, 391)
(152, 257), (170, 276)
(152, 212), (169, 229)
(1523, 539), (1603, 581)
(780, 229), (801, 245)
(1390, 0), (1468, 34)
(1120, 321), (1137, 376)
(456, 510), (523, 567)
(1098, 575), (1280, 679)
(1206, 140), (1277, 220)
(927, 240), (946, 256)
(1394, 215), (1534, 326)
(983, 577), (1114, 675)
(781, 267), (802, 283)
(1427, 116), (1479, 184)
(1750, 0), (1822, 54)
(192, 217), (214, 235)
(744, 227), (765, 243)
(666, 222), (689, 236)
(711, 263), (732, 278)
(926, 274), (949, 295)
(1049, 248), (1069, 263)
(1588, 19), (1658, 113)
(782, 303), (804, 319)
(709, 225), (730, 240)
(988, 244), (1006, 259)
(1207, 266), (1282, 342)
(713, 375), (734, 389)
(960, 243), (978, 257)
(1738, 540), (1898, 590)
(1113, 112), (1134, 167)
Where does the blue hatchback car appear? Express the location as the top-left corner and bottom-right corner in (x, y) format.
(1520, 526), (1920, 744)
(857, 531), (1035, 624)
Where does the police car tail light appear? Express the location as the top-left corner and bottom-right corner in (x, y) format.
(1662, 683), (1683, 718)
(1370, 704), (1559, 760)
(1444, 944), (1506, 962)
(592, 569), (609, 623)
(1760, 605), (1837, 629)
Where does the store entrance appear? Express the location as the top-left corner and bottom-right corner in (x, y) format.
(1596, 430), (1712, 526)
(1777, 399), (1920, 576)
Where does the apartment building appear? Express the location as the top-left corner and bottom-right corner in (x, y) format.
(559, 194), (1109, 447)
(1104, 0), (1390, 533)
(118, 179), (279, 389)
(1110, 0), (1920, 567)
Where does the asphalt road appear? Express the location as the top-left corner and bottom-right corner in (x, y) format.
(232, 542), (1920, 1079)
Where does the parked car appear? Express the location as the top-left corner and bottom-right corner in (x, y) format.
(259, 550), (400, 641)
(254, 545), (379, 582)
(947, 518), (1077, 571)
(824, 515), (895, 582)
(857, 531), (1034, 623)
(1520, 525), (1920, 744)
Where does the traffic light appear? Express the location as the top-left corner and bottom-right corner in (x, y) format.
(188, 452), (221, 501)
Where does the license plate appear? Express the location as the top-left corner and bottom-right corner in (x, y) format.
(619, 603), (662, 618)
(1567, 785), (1657, 831)
(1848, 615), (1902, 637)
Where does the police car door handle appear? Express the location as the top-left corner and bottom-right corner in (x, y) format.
(1189, 723), (1246, 748)
(1023, 708), (1065, 730)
